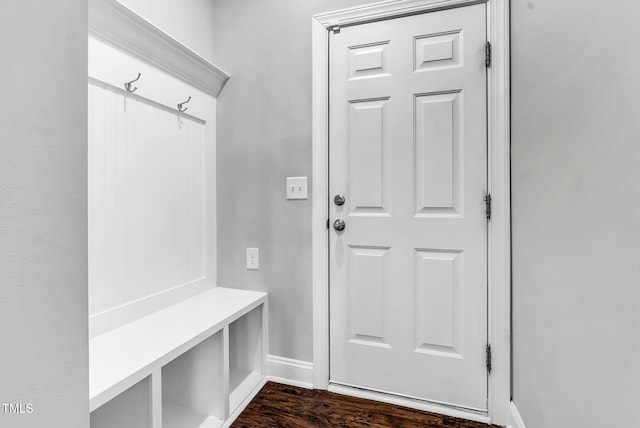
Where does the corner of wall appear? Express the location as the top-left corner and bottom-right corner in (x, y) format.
(507, 401), (527, 428)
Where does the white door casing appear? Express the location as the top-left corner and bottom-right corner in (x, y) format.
(329, 3), (488, 411)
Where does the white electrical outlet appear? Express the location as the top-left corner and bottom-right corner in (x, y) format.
(246, 248), (259, 270)
(286, 176), (308, 200)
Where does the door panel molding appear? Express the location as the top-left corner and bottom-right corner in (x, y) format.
(312, 0), (510, 424)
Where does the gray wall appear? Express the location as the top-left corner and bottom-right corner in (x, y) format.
(210, 0), (372, 362)
(80, 4), (640, 425)
(511, 1), (640, 427)
(118, 0), (218, 62)
(0, 2), (89, 427)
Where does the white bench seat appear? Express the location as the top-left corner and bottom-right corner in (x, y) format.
(89, 287), (267, 412)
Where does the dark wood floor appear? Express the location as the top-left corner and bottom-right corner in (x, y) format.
(232, 382), (501, 428)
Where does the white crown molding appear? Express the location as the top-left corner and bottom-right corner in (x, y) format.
(314, 0), (487, 28)
(89, 0), (229, 97)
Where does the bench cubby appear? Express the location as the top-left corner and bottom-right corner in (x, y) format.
(162, 331), (226, 428)
(89, 288), (267, 428)
(229, 305), (264, 413)
(90, 377), (151, 428)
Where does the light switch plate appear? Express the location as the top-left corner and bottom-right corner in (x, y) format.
(246, 248), (259, 270)
(286, 176), (308, 200)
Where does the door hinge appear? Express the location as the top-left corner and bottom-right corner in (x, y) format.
(485, 41), (492, 68)
(485, 193), (492, 220)
(330, 25), (341, 34)
(486, 344), (492, 373)
(326, 218), (330, 230)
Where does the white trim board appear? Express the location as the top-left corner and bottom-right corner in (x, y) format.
(311, 0), (511, 425)
(89, 0), (229, 97)
(88, 36), (215, 121)
(485, 0), (511, 423)
(266, 355), (314, 389)
(315, 0), (487, 27)
(89, 280), (212, 338)
(329, 384), (491, 424)
(507, 402), (527, 428)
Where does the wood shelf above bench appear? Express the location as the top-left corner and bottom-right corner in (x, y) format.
(89, 286), (267, 426)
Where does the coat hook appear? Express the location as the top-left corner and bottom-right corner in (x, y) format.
(124, 73), (141, 93)
(177, 96), (191, 113)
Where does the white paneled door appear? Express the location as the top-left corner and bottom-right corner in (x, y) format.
(329, 4), (488, 410)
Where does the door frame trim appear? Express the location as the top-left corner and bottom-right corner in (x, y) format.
(311, 0), (511, 424)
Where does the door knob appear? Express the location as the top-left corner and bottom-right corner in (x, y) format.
(334, 194), (346, 206)
(333, 219), (346, 232)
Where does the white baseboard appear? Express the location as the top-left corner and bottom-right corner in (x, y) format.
(507, 401), (527, 428)
(266, 355), (314, 389)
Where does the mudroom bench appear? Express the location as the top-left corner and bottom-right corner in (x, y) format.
(89, 287), (268, 428)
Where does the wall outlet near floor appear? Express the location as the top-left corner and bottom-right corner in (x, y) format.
(286, 176), (308, 200)
(246, 248), (259, 270)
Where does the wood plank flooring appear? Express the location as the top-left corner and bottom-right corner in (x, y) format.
(232, 382), (501, 428)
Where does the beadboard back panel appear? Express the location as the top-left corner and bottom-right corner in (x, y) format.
(88, 32), (218, 335)
(89, 80), (207, 316)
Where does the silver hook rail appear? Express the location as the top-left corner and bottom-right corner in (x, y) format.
(123, 72), (193, 114)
